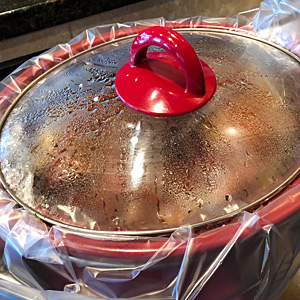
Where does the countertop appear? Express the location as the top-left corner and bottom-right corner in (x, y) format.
(0, 0), (143, 40)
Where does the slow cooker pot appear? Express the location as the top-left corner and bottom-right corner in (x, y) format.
(0, 22), (300, 300)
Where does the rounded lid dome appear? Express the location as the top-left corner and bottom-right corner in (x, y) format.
(1, 27), (300, 233)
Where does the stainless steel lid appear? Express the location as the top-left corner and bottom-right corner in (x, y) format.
(1, 28), (300, 233)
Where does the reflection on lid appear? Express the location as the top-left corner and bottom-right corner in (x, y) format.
(131, 151), (145, 188)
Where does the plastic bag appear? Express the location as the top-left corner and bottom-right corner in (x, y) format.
(0, 185), (300, 300)
(253, 0), (300, 54)
(0, 0), (300, 299)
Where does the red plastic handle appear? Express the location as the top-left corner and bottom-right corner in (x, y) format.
(129, 26), (206, 96)
(115, 26), (216, 116)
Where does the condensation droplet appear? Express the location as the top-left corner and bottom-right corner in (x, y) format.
(112, 217), (120, 226)
(225, 194), (232, 202)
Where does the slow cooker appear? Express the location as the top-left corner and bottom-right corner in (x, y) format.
(0, 20), (299, 300)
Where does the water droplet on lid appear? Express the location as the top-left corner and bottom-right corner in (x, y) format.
(197, 199), (204, 207)
(225, 194), (232, 202)
(115, 105), (123, 114)
(109, 93), (118, 99)
(203, 118), (213, 129)
(99, 96), (108, 102)
(218, 81), (227, 89)
(88, 103), (98, 112)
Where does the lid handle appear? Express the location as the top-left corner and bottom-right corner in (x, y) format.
(130, 26), (206, 96)
(115, 26), (216, 116)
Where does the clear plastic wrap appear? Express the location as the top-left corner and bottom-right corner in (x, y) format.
(0, 0), (300, 299)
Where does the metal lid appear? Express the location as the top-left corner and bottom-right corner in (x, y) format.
(1, 27), (300, 233)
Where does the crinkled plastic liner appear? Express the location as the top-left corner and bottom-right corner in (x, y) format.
(0, 0), (300, 299)
(0, 185), (300, 300)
